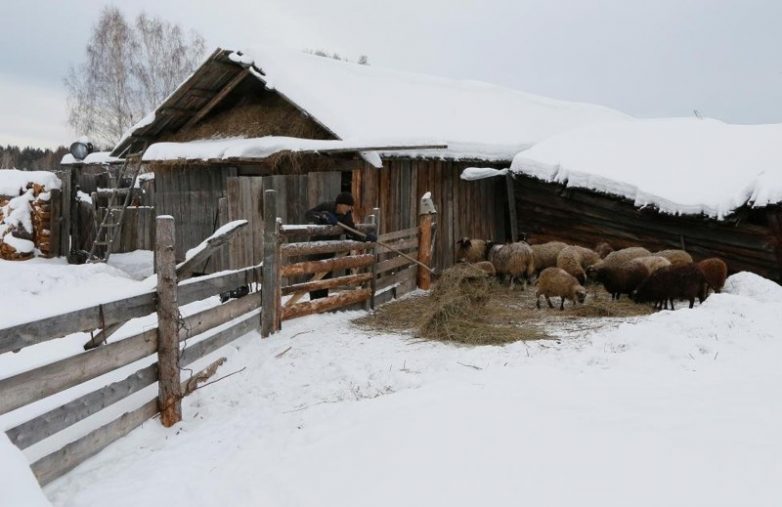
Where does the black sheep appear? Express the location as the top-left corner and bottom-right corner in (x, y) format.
(632, 263), (708, 310)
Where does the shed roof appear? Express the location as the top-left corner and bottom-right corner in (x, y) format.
(509, 118), (782, 218)
(112, 46), (628, 161)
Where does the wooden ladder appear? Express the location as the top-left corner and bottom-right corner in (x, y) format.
(87, 153), (144, 263)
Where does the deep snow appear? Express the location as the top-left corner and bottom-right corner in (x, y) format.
(509, 118), (782, 218)
(0, 261), (774, 506)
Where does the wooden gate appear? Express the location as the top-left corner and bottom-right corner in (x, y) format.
(222, 172), (342, 271)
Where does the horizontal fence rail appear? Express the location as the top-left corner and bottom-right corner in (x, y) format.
(3, 191), (436, 488)
(0, 264), (262, 355)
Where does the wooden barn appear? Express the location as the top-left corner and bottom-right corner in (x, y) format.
(476, 118), (782, 282)
(106, 45), (625, 272)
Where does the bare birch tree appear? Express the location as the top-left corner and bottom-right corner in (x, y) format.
(65, 7), (205, 147)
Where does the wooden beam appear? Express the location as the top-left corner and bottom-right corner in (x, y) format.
(376, 252), (419, 275)
(261, 190), (281, 337)
(282, 288), (372, 320)
(280, 223), (375, 238)
(31, 399), (159, 486)
(281, 253), (375, 277)
(281, 272), (372, 295)
(281, 239), (369, 257)
(182, 68), (249, 130)
(418, 216), (434, 290)
(378, 226), (419, 243)
(155, 216), (182, 428)
(176, 220), (248, 279)
(7, 294), (261, 450)
(506, 172), (519, 242)
(6, 364), (158, 450)
(0, 329), (157, 416)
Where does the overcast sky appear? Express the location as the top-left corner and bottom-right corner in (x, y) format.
(2, 0), (781, 149)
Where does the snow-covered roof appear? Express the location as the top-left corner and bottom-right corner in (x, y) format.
(141, 136), (453, 168)
(60, 151), (124, 166)
(509, 118), (782, 219)
(115, 45), (628, 162)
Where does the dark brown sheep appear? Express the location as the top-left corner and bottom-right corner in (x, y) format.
(592, 262), (651, 300)
(697, 257), (728, 293)
(632, 263), (708, 310)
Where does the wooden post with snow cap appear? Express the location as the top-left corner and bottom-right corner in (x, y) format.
(261, 189), (281, 337)
(155, 215), (182, 427)
(417, 192), (437, 290)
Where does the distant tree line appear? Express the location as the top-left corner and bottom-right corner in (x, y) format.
(0, 145), (69, 170)
(304, 49), (369, 65)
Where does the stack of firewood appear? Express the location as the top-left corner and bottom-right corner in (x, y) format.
(0, 183), (54, 260)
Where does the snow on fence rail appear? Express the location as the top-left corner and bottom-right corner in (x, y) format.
(1, 191), (435, 486)
(0, 217), (262, 486)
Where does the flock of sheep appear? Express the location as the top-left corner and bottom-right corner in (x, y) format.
(455, 238), (728, 311)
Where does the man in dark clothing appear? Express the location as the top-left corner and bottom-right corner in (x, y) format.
(304, 192), (376, 299)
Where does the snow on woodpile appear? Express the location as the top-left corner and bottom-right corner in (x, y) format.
(510, 118), (782, 219)
(229, 46), (628, 161)
(0, 170), (61, 259)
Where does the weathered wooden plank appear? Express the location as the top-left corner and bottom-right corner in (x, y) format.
(7, 294), (261, 449)
(377, 226), (419, 243)
(280, 223), (376, 238)
(155, 216), (182, 427)
(0, 292), (156, 356)
(418, 213), (434, 289)
(175, 220), (248, 279)
(48, 188), (61, 257)
(281, 273), (372, 295)
(180, 308), (261, 365)
(376, 252), (419, 275)
(261, 189), (281, 337)
(177, 265), (262, 305)
(281, 254), (375, 277)
(376, 264), (417, 292)
(281, 240), (369, 257)
(31, 398), (159, 486)
(375, 238), (418, 255)
(282, 288), (371, 320)
(0, 330), (157, 416)
(6, 364), (158, 450)
(182, 68), (249, 129)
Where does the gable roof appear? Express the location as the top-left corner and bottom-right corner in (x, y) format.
(113, 46), (628, 161)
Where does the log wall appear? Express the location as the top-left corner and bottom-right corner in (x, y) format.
(512, 174), (782, 282)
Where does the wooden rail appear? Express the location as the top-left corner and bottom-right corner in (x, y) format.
(0, 264), (262, 355)
(1, 219), (263, 486)
(3, 191), (436, 487)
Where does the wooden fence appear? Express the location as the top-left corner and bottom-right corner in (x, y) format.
(0, 217), (263, 485)
(259, 189), (433, 337)
(1, 192), (435, 485)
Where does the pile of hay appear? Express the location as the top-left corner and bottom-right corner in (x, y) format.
(357, 263), (551, 345)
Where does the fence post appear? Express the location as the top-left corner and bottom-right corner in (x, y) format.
(417, 194), (437, 290)
(155, 215), (182, 427)
(261, 190), (281, 337)
(368, 207), (380, 310)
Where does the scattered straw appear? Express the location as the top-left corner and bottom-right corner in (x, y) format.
(355, 264), (654, 346)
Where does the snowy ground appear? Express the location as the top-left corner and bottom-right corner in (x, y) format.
(2, 256), (781, 506)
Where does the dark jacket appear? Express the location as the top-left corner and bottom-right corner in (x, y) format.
(305, 201), (362, 241)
